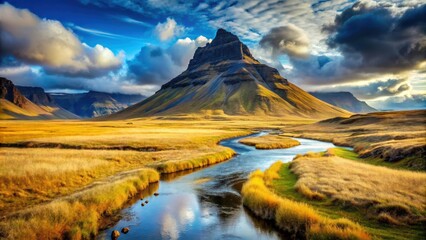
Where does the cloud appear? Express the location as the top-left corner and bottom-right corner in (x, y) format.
(327, 78), (411, 100)
(368, 94), (426, 110)
(154, 18), (187, 41)
(111, 15), (154, 27)
(325, 1), (426, 74)
(0, 3), (123, 78)
(127, 36), (211, 86)
(259, 25), (310, 58)
(267, 1), (426, 89)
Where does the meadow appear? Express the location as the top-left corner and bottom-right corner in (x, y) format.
(1, 113), (424, 239)
(284, 110), (426, 171)
(0, 116), (309, 239)
(242, 148), (426, 239)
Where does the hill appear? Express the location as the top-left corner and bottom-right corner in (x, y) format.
(0, 77), (78, 120)
(108, 29), (350, 119)
(309, 91), (376, 113)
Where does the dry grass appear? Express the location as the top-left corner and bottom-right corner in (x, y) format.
(0, 146), (238, 215)
(291, 153), (426, 224)
(0, 169), (159, 240)
(239, 134), (300, 149)
(150, 147), (235, 173)
(284, 110), (426, 170)
(242, 161), (370, 239)
(0, 117), (313, 238)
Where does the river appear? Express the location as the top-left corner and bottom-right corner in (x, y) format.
(98, 132), (337, 239)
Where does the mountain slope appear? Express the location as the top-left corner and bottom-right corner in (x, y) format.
(109, 29), (350, 119)
(0, 77), (78, 119)
(51, 91), (146, 118)
(16, 86), (79, 119)
(309, 92), (376, 113)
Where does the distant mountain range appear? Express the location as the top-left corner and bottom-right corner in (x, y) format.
(107, 29), (350, 120)
(1, 77), (78, 119)
(50, 91), (145, 118)
(0, 77), (146, 119)
(309, 92), (376, 113)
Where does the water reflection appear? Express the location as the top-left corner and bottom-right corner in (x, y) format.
(98, 132), (336, 239)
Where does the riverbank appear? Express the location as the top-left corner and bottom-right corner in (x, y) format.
(241, 162), (370, 239)
(0, 169), (159, 240)
(242, 152), (426, 239)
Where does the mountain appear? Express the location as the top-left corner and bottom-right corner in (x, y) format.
(309, 92), (376, 113)
(108, 29), (350, 119)
(51, 91), (146, 118)
(0, 77), (78, 119)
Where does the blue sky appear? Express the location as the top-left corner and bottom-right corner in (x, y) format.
(0, 0), (425, 109)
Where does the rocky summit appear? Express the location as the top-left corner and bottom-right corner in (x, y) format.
(109, 29), (350, 119)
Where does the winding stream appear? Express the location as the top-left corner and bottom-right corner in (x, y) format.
(98, 132), (337, 239)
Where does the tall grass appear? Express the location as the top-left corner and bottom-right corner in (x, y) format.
(0, 169), (159, 240)
(151, 147), (235, 173)
(290, 153), (426, 224)
(242, 161), (370, 240)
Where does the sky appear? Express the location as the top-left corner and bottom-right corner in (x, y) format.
(0, 0), (425, 110)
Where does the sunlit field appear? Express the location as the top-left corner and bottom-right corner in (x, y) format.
(285, 110), (426, 171)
(0, 116), (311, 239)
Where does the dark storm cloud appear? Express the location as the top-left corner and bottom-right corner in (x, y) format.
(259, 25), (310, 58)
(282, 2), (426, 87)
(325, 2), (426, 73)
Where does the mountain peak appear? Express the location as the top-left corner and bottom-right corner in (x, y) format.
(187, 28), (258, 70)
(212, 28), (240, 45)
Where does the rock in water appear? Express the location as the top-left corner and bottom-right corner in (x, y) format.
(111, 230), (120, 239)
(121, 227), (129, 234)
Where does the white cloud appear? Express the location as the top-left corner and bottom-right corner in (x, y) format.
(127, 35), (211, 87)
(0, 3), (123, 78)
(154, 17), (186, 41)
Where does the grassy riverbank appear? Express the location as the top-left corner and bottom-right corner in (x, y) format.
(0, 169), (159, 240)
(241, 162), (370, 239)
(243, 152), (426, 239)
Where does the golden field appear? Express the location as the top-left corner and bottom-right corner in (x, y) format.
(239, 134), (300, 149)
(284, 110), (426, 170)
(1, 112), (425, 239)
(291, 152), (426, 225)
(0, 116), (310, 239)
(243, 156), (426, 239)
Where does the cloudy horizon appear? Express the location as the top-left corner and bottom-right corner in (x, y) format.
(0, 0), (425, 110)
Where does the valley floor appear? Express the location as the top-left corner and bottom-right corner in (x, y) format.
(0, 111), (424, 239)
(0, 116), (307, 239)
